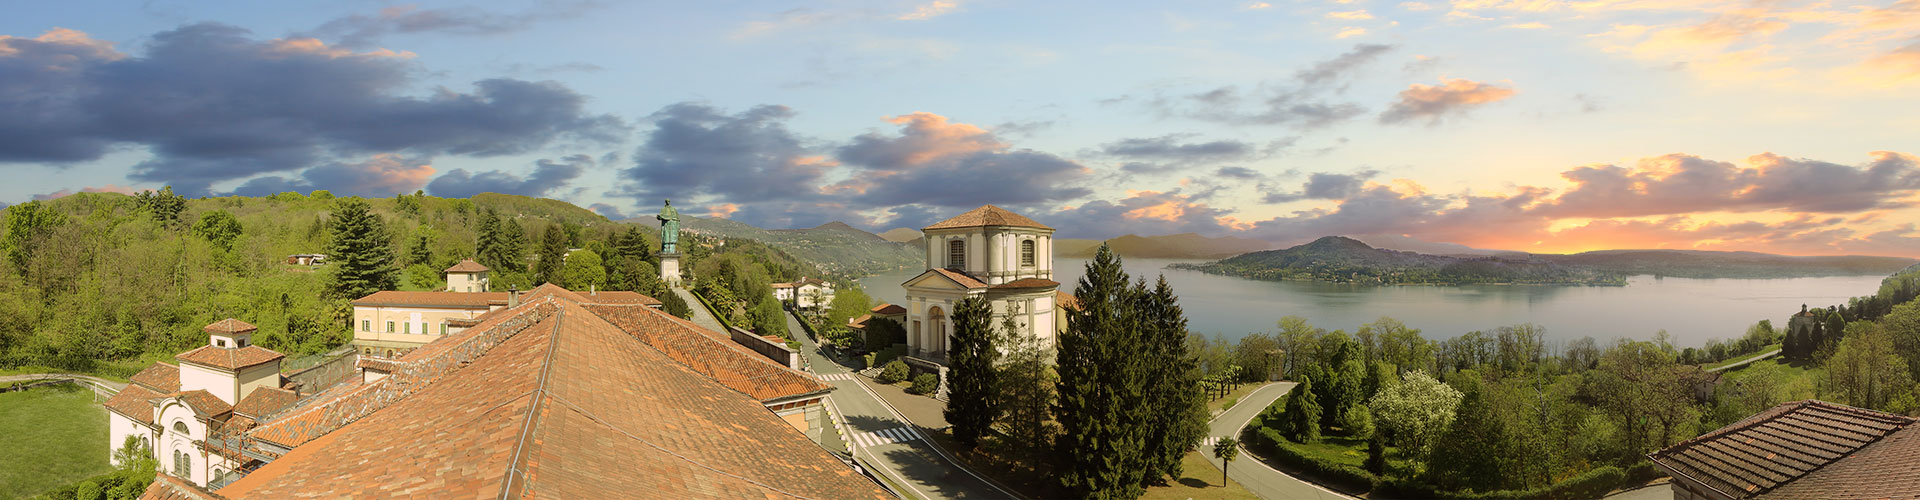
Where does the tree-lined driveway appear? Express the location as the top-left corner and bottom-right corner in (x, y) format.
(1203, 381), (1357, 500)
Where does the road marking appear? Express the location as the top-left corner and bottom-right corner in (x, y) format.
(852, 427), (920, 448)
(1202, 436), (1222, 446)
(819, 373), (854, 381)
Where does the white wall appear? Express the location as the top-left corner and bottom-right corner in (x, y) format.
(106, 411), (153, 467)
(237, 363), (279, 402)
(179, 363), (236, 405)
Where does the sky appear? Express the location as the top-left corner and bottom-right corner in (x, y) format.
(3, 0), (1919, 256)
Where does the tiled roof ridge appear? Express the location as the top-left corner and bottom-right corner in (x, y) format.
(500, 307), (568, 498)
(1650, 399), (1916, 499)
(647, 310), (828, 387)
(536, 390), (820, 500)
(247, 301), (557, 448)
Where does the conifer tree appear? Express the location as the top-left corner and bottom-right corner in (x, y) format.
(535, 224), (567, 285)
(476, 208), (504, 269)
(1140, 275), (1207, 484)
(326, 198), (397, 299)
(1283, 375), (1322, 443)
(945, 295), (1000, 448)
(1054, 244), (1149, 499)
(1428, 383), (1511, 491)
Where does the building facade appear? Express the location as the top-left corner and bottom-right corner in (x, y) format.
(901, 205), (1060, 363)
(773, 277), (835, 309)
(103, 319), (295, 489)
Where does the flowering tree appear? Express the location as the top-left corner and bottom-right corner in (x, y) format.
(1367, 370), (1462, 469)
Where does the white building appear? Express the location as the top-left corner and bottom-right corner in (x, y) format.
(901, 205), (1059, 363)
(103, 319), (297, 489)
(444, 259), (490, 292)
(772, 277), (835, 310)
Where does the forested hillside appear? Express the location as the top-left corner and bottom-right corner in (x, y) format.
(672, 217), (922, 277)
(0, 189), (820, 377)
(1180, 236), (1626, 285)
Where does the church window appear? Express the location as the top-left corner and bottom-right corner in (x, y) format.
(1021, 240), (1035, 267)
(172, 421), (189, 436)
(173, 450), (189, 478)
(947, 240), (965, 270)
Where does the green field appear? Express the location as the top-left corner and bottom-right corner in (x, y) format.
(0, 384), (110, 499)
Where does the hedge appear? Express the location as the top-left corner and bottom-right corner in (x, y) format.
(1249, 427), (1379, 492)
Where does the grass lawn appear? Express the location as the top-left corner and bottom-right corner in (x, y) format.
(0, 384), (111, 499)
(1140, 451), (1262, 500)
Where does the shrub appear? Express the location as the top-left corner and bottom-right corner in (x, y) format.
(1249, 427), (1378, 492)
(909, 373), (939, 395)
(877, 360), (910, 384)
(1222, 396), (1238, 411)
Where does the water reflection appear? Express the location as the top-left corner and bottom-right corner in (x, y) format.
(859, 257), (1886, 348)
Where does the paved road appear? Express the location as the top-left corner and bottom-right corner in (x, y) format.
(1708, 349), (1781, 373)
(671, 287), (729, 333)
(1201, 381), (1356, 500)
(787, 311), (1012, 499)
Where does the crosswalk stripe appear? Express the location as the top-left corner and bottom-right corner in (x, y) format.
(818, 373), (853, 381)
(850, 426), (921, 449)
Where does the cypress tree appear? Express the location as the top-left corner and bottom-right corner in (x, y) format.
(326, 198), (398, 299)
(1139, 276), (1207, 484)
(1054, 244), (1149, 499)
(535, 224), (567, 285)
(945, 295), (1000, 448)
(1283, 376), (1322, 443)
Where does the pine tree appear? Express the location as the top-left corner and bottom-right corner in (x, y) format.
(1054, 244), (1150, 499)
(406, 231), (432, 266)
(1139, 275), (1207, 484)
(326, 198), (398, 299)
(945, 295), (1000, 448)
(1427, 383), (1511, 491)
(476, 208), (504, 270)
(1283, 376), (1322, 443)
(534, 224), (567, 285)
(500, 219), (526, 272)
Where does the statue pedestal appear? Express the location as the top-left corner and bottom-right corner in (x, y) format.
(660, 253), (682, 288)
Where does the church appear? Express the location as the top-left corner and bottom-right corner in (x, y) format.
(900, 205), (1064, 363)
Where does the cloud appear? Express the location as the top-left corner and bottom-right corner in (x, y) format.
(0, 24), (626, 195)
(1246, 2), (1274, 10)
(622, 103), (826, 204)
(1865, 38), (1920, 81)
(589, 203), (628, 220)
(898, 1), (961, 21)
(32, 184), (141, 201)
(1536, 151), (1920, 218)
(1044, 190), (1240, 239)
(1264, 170), (1381, 203)
(427, 154), (591, 198)
(1328, 10), (1375, 20)
(838, 112), (1005, 169)
(1379, 78), (1517, 125)
(1098, 135), (1255, 164)
(1143, 44), (1394, 128)
(304, 5), (534, 48)
(1336, 28), (1369, 39)
(231, 154), (435, 197)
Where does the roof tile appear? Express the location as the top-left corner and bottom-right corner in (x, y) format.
(924, 204), (1052, 230)
(129, 362), (181, 393)
(175, 345), (284, 371)
(232, 387), (298, 418)
(444, 259), (489, 273)
(1649, 399), (1919, 499)
(203, 318), (257, 335)
(105, 384), (164, 424)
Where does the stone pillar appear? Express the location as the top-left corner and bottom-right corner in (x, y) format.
(660, 253), (682, 288)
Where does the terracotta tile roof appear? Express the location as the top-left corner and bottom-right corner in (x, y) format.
(175, 345), (284, 372)
(583, 304), (830, 403)
(926, 268), (988, 289)
(770, 282), (794, 288)
(1649, 399), (1920, 499)
(578, 290), (662, 306)
(202, 318), (257, 334)
(171, 389), (234, 418)
(216, 300), (886, 499)
(350, 290), (508, 308)
(871, 303), (906, 315)
(924, 204), (1052, 230)
(849, 314), (873, 329)
(105, 384), (164, 424)
(993, 278), (1060, 290)
(444, 259), (489, 273)
(130, 362), (181, 393)
(232, 387), (298, 418)
(247, 379), (386, 450)
(1056, 290), (1081, 311)
(139, 473), (227, 500)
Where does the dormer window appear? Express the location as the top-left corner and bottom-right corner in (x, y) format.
(215, 339), (227, 347)
(1021, 240), (1036, 267)
(947, 239), (965, 270)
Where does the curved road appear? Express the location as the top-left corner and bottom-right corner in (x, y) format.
(1202, 381), (1356, 500)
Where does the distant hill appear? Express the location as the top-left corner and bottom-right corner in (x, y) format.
(666, 218), (922, 277)
(877, 228), (921, 243)
(1175, 236), (1625, 285)
(1540, 250), (1918, 279)
(1055, 233), (1271, 259)
(1347, 233), (1526, 257)
(1177, 235), (1920, 285)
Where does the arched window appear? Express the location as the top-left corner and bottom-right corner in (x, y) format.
(173, 450), (190, 478)
(1020, 240), (1036, 267)
(172, 421), (189, 436)
(947, 239), (965, 270)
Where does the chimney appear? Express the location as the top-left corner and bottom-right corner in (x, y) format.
(508, 285), (519, 309)
(591, 284), (596, 296)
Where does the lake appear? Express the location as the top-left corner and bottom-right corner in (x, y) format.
(858, 257), (1888, 348)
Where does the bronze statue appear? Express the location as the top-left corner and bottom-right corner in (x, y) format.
(657, 199), (679, 254)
